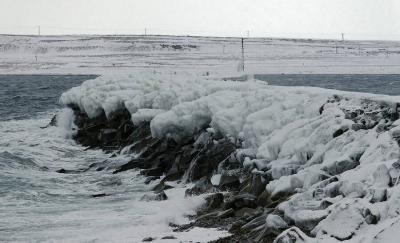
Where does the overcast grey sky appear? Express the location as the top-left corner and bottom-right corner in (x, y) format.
(0, 0), (399, 40)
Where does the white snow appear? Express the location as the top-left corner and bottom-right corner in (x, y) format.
(1, 35), (400, 75)
(60, 72), (400, 242)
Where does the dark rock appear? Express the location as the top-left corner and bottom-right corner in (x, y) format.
(225, 193), (258, 210)
(333, 128), (347, 138)
(152, 181), (174, 193)
(217, 208), (235, 218)
(219, 174), (241, 191)
(56, 168), (67, 173)
(228, 220), (246, 233)
(185, 139), (236, 181)
(204, 193), (224, 210)
(161, 235), (177, 240)
(113, 158), (145, 174)
(363, 208), (379, 225)
(56, 168), (83, 174)
(257, 190), (272, 207)
(365, 214), (378, 224)
(144, 176), (160, 185)
(140, 191), (168, 201)
(319, 105), (324, 115)
(164, 163), (182, 181)
(142, 237), (155, 242)
(243, 174), (266, 196)
(41, 115), (58, 128)
(98, 128), (118, 143)
(49, 114), (58, 126)
(140, 167), (164, 177)
(91, 193), (108, 198)
(185, 177), (214, 196)
(241, 211), (271, 232)
(234, 207), (257, 218)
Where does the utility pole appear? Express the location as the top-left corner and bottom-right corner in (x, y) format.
(341, 33), (344, 42)
(358, 45), (361, 55)
(241, 38), (245, 72)
(144, 28), (147, 36)
(38, 25), (41, 36)
(335, 42), (338, 54)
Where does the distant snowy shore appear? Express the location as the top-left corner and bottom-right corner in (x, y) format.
(1, 35), (400, 75)
(60, 73), (400, 242)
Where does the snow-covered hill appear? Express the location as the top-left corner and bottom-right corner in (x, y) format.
(1, 34), (400, 75)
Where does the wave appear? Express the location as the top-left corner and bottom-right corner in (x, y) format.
(0, 151), (46, 170)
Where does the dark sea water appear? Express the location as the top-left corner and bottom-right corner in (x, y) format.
(255, 74), (400, 95)
(0, 75), (97, 121)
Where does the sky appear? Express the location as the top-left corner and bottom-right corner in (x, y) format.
(0, 0), (399, 40)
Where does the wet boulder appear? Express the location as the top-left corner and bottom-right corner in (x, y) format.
(142, 237), (156, 242)
(204, 193), (224, 210)
(185, 177), (215, 196)
(242, 174), (266, 196)
(152, 181), (173, 193)
(185, 139), (236, 181)
(225, 193), (258, 210)
(274, 227), (311, 243)
(140, 166), (164, 177)
(140, 191), (168, 201)
(218, 174), (241, 191)
(98, 128), (118, 144)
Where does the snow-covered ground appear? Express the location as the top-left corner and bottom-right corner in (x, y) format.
(1, 34), (400, 75)
(61, 73), (400, 242)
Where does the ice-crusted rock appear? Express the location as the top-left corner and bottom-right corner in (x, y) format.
(61, 74), (400, 242)
(322, 156), (359, 176)
(266, 214), (288, 230)
(185, 176), (215, 196)
(218, 173), (241, 191)
(387, 186), (400, 217)
(313, 203), (364, 240)
(292, 209), (328, 232)
(372, 164), (391, 187)
(274, 227), (314, 243)
(339, 181), (366, 198)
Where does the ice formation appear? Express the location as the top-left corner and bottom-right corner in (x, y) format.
(61, 73), (400, 242)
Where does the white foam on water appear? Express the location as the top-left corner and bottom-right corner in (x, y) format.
(0, 110), (228, 243)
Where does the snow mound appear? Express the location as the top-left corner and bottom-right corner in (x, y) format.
(61, 73), (400, 242)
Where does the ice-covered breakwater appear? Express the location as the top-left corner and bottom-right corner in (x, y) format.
(60, 73), (400, 242)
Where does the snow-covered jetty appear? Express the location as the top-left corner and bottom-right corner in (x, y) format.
(60, 73), (400, 242)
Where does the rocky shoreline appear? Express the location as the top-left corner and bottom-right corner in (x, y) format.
(57, 90), (400, 243)
(64, 105), (296, 242)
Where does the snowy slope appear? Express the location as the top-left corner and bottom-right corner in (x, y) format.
(61, 73), (400, 242)
(1, 34), (400, 75)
